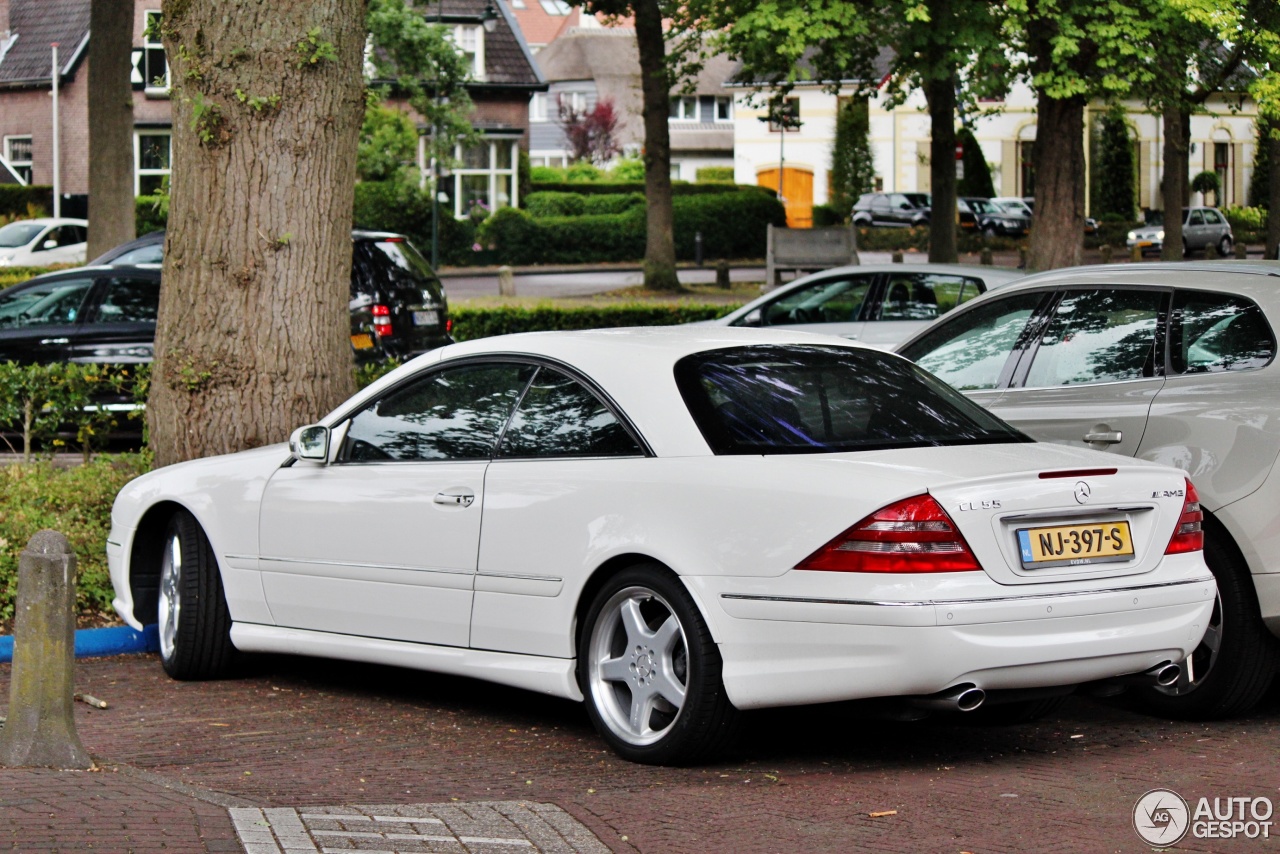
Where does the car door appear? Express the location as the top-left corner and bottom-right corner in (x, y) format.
(472, 365), (649, 657)
(0, 274), (97, 364)
(1185, 209), (1206, 251)
(733, 272), (876, 340)
(898, 288), (1053, 413)
(860, 272), (985, 349)
(989, 287), (1168, 457)
(66, 273), (159, 364)
(29, 225), (84, 266)
(257, 360), (535, 647)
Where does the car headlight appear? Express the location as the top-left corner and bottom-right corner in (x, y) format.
(1127, 231), (1136, 240)
(1157, 230), (1165, 240)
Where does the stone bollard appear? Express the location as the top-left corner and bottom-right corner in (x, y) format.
(891, 251), (904, 264)
(1100, 245), (1113, 264)
(1235, 241), (1247, 259)
(1131, 245), (1142, 263)
(715, 259), (731, 289)
(0, 531), (92, 769)
(497, 265), (516, 297)
(980, 248), (993, 266)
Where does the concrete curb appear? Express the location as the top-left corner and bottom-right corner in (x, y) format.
(0, 624), (158, 663)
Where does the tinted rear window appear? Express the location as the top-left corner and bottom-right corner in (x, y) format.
(675, 345), (1027, 455)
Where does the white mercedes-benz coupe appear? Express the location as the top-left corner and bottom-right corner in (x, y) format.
(109, 329), (1215, 764)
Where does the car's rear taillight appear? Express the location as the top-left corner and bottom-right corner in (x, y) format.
(446, 317), (453, 334)
(1164, 479), (1204, 554)
(797, 494), (981, 573)
(372, 304), (391, 336)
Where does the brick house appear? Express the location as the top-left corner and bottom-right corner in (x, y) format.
(0, 0), (545, 217)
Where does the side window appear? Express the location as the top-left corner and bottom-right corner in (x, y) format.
(877, 274), (981, 322)
(497, 367), (642, 458)
(900, 291), (1045, 391)
(1188, 209), (1205, 226)
(755, 276), (873, 326)
(1172, 290), (1275, 373)
(91, 277), (159, 324)
(342, 363), (534, 462)
(0, 278), (94, 328)
(1203, 209), (1223, 225)
(1023, 289), (1163, 387)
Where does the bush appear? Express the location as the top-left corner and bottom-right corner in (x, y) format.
(1222, 205), (1267, 243)
(353, 180), (477, 266)
(0, 266), (65, 290)
(812, 204), (846, 227)
(451, 302), (737, 340)
(136, 194), (169, 235)
(0, 362), (145, 462)
(583, 192), (644, 215)
(565, 161), (604, 182)
(525, 191), (588, 218)
(610, 157), (645, 181)
(531, 181), (771, 197)
(0, 454), (151, 627)
(0, 185), (53, 219)
(695, 166), (735, 183)
(530, 165), (566, 182)
(480, 190), (785, 264)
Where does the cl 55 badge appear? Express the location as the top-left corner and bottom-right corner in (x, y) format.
(957, 500), (1002, 511)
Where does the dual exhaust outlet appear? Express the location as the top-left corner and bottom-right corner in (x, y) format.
(907, 661), (1180, 713)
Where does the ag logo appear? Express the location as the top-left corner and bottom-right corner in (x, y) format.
(1134, 789), (1190, 845)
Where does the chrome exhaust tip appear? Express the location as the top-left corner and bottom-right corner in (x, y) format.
(1150, 662), (1180, 687)
(908, 684), (986, 713)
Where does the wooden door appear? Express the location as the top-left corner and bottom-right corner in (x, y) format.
(758, 167), (814, 228)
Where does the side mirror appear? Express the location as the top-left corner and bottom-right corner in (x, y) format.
(740, 308), (763, 327)
(41, 239), (57, 250)
(289, 424), (330, 462)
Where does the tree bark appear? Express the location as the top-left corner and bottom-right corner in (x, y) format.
(149, 0), (365, 466)
(86, 0), (136, 260)
(1267, 118), (1280, 260)
(923, 73), (957, 264)
(1026, 92), (1085, 271)
(1160, 107), (1191, 261)
(633, 0), (680, 292)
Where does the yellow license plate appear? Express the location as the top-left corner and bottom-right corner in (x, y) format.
(1017, 521), (1134, 568)
(350, 333), (375, 350)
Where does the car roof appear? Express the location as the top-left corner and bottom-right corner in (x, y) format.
(962, 261), (1280, 307)
(0, 264), (160, 296)
(2, 217), (88, 228)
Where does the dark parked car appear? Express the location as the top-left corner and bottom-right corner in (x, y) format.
(852, 192), (931, 227)
(959, 197), (1031, 238)
(88, 229), (452, 362)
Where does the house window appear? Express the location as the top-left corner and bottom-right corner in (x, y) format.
(768, 98), (800, 132)
(143, 11), (169, 94)
(4, 136), (32, 184)
(557, 91), (589, 115)
(1214, 142), (1230, 206)
(135, 131), (171, 196)
(529, 92), (548, 122)
(669, 96), (698, 121)
(451, 138), (520, 217)
(539, 0), (571, 13)
(714, 96), (733, 122)
(451, 25), (485, 79)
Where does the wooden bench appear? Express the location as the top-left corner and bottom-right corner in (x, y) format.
(765, 224), (860, 287)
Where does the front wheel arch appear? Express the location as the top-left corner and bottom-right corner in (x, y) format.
(127, 501), (189, 625)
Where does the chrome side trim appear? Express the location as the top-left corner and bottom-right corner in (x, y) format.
(477, 571), (564, 583)
(721, 576), (1215, 608)
(258, 555), (473, 576)
(1000, 506), (1154, 522)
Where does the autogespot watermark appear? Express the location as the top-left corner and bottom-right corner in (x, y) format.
(1134, 789), (1275, 846)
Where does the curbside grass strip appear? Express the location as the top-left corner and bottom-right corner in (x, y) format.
(0, 623), (158, 663)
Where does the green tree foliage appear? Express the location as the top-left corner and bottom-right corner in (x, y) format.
(1092, 108), (1136, 220)
(358, 98), (420, 181)
(956, 126), (995, 199)
(829, 98), (875, 215)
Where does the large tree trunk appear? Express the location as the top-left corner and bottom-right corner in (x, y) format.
(923, 73), (957, 264)
(86, 0), (136, 259)
(633, 0), (679, 292)
(1160, 107), (1191, 261)
(1026, 93), (1085, 271)
(149, 0), (365, 466)
(1267, 118), (1280, 260)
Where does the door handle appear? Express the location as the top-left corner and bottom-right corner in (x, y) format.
(1083, 430), (1123, 445)
(39, 337), (70, 345)
(434, 490), (475, 508)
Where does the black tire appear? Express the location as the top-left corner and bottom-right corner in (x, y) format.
(1218, 235), (1234, 257)
(578, 564), (738, 765)
(157, 510), (237, 680)
(1132, 532), (1278, 719)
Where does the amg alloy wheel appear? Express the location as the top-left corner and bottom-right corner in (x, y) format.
(157, 510), (237, 680)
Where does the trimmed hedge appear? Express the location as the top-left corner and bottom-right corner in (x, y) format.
(695, 166), (735, 183)
(813, 204), (845, 227)
(525, 191), (645, 218)
(0, 266), (67, 290)
(353, 181), (477, 265)
(583, 192), (645, 215)
(451, 303), (737, 341)
(531, 181), (776, 198)
(482, 191), (785, 264)
(0, 185), (52, 218)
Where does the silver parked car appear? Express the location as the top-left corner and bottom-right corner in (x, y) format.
(898, 261), (1280, 719)
(706, 264), (1023, 350)
(1127, 207), (1234, 257)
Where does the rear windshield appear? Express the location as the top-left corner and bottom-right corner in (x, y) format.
(676, 345), (1027, 455)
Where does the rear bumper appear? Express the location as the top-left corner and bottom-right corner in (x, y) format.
(687, 565), (1216, 710)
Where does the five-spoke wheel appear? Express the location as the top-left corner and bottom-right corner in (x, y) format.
(157, 510), (236, 680)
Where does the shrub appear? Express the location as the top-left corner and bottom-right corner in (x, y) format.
(1222, 205), (1267, 243)
(695, 166), (735, 183)
(609, 156), (645, 181)
(451, 303), (737, 341)
(530, 165), (566, 182)
(353, 180), (477, 266)
(136, 194), (169, 235)
(0, 454), (151, 627)
(1191, 170), (1221, 198)
(565, 161), (604, 182)
(0, 185), (53, 219)
(530, 181), (770, 197)
(0, 362), (144, 462)
(812, 204), (845, 227)
(583, 193), (644, 215)
(525, 191), (588, 218)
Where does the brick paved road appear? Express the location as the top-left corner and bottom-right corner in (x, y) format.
(2, 653), (1278, 853)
